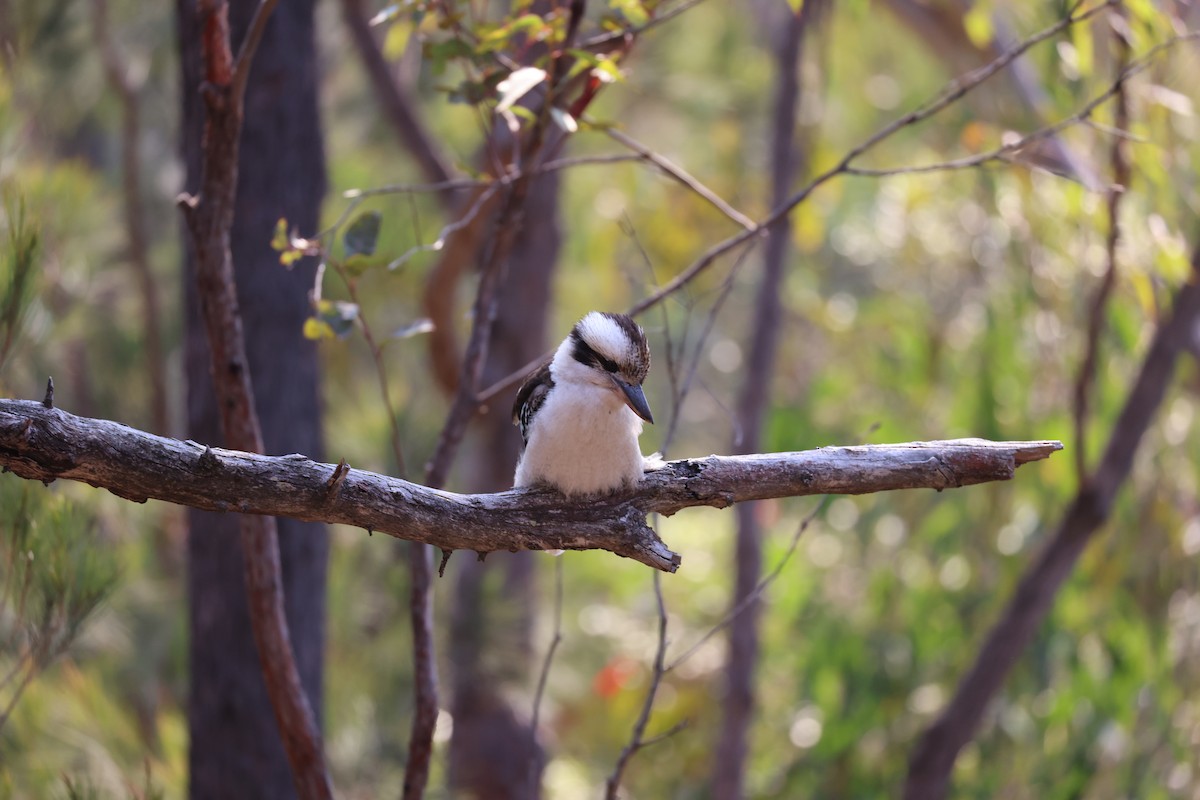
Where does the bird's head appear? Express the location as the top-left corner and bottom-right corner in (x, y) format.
(553, 311), (654, 423)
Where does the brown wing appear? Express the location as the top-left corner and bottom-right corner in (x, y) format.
(512, 360), (553, 446)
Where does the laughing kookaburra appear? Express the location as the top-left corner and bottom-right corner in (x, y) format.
(513, 311), (654, 496)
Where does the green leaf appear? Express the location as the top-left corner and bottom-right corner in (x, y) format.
(423, 38), (474, 75)
(510, 105), (538, 124)
(445, 71), (505, 105)
(479, 14), (548, 53)
(271, 218), (290, 252)
(609, 0), (649, 27)
(591, 54), (624, 84)
(272, 217), (320, 267)
(303, 317), (335, 340)
(343, 211), (382, 260)
(305, 300), (360, 340)
(963, 6), (992, 48)
(565, 49), (600, 81)
(383, 19), (413, 60)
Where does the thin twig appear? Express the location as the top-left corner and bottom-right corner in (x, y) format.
(180, 1), (331, 796)
(230, 0), (279, 99)
(338, 270), (408, 476)
(841, 31), (1193, 181)
(603, 126), (758, 231)
(0, 659), (37, 730)
(660, 241), (756, 455)
(400, 539), (438, 800)
(1080, 118), (1145, 142)
(636, 718), (689, 750)
(0, 647), (32, 694)
(666, 497), (830, 673)
(386, 181), (503, 270)
(345, 178), (486, 200)
(345, 154), (659, 204)
(621, 215), (681, 449)
(527, 556), (564, 798)
(627, 0), (1120, 319)
(580, 0), (711, 49)
(605, 570), (670, 799)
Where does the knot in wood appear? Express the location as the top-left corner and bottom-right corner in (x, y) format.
(195, 445), (221, 473)
(676, 460), (704, 478)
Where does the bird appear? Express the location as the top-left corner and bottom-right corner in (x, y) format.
(513, 311), (655, 496)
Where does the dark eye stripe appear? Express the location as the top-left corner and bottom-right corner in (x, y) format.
(570, 333), (618, 372)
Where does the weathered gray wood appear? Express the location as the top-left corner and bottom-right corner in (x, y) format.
(0, 399), (1062, 572)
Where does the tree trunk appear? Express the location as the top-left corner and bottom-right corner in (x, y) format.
(178, 1), (328, 797)
(713, 3), (820, 797)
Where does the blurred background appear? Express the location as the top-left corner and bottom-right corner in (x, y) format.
(2, 0), (1200, 797)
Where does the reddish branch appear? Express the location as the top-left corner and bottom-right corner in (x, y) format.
(905, 252), (1200, 800)
(348, 2), (594, 789)
(403, 89), (563, 800)
(0, 399), (1060, 571)
(176, 0), (332, 797)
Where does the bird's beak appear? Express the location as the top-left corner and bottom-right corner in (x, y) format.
(613, 377), (654, 424)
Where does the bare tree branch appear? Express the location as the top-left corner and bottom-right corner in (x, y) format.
(905, 252), (1200, 800)
(880, 0), (1102, 189)
(840, 30), (1193, 181)
(627, 0), (1119, 319)
(230, 0), (279, 99)
(0, 398), (1060, 573)
(580, 0), (710, 50)
(602, 126), (757, 231)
